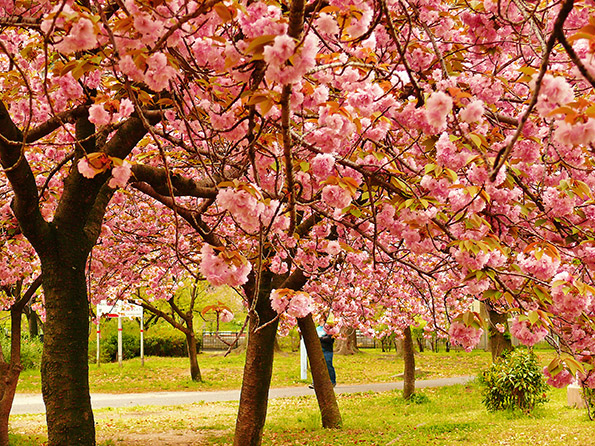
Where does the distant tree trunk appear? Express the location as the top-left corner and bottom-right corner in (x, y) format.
(41, 256), (95, 446)
(234, 273), (278, 446)
(415, 331), (425, 352)
(298, 314), (342, 429)
(23, 303), (41, 338)
(0, 277), (42, 446)
(402, 326), (416, 400)
(487, 307), (512, 361)
(274, 335), (283, 353)
(185, 331), (202, 381)
(335, 327), (359, 355)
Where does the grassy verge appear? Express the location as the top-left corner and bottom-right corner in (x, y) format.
(9, 382), (592, 445)
(15, 348), (558, 394)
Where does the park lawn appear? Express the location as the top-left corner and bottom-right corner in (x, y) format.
(15, 348), (558, 394)
(8, 383), (593, 445)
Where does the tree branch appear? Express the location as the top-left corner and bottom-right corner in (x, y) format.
(489, 0), (575, 180)
(131, 164), (218, 198)
(0, 101), (50, 250)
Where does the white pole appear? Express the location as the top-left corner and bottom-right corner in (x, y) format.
(140, 311), (144, 367)
(300, 337), (308, 380)
(96, 318), (100, 367)
(118, 315), (123, 368)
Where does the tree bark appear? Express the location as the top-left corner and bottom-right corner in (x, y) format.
(186, 331), (202, 382)
(335, 327), (359, 355)
(402, 326), (416, 400)
(0, 363), (21, 446)
(41, 253), (95, 446)
(0, 309), (24, 446)
(233, 273), (278, 446)
(298, 314), (342, 428)
(0, 276), (42, 446)
(487, 307), (512, 361)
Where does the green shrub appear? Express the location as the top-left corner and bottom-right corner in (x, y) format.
(478, 349), (548, 413)
(145, 325), (188, 357)
(0, 332), (43, 370)
(99, 332), (140, 362)
(89, 319), (141, 362)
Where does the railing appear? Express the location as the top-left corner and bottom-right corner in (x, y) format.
(201, 331), (246, 351)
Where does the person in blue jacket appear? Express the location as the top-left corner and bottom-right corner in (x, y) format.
(316, 323), (336, 386)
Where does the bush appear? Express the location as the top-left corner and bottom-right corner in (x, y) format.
(99, 332), (140, 362)
(145, 325), (188, 357)
(88, 319), (198, 361)
(0, 332), (43, 370)
(478, 349), (548, 413)
(89, 318), (141, 362)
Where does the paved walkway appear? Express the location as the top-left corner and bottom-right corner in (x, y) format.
(11, 376), (474, 415)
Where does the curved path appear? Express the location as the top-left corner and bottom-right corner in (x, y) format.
(11, 376), (474, 415)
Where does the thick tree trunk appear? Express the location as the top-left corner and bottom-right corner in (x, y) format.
(186, 331), (202, 382)
(233, 275), (278, 446)
(335, 327), (359, 355)
(487, 307), (512, 361)
(41, 256), (95, 446)
(298, 314), (342, 428)
(402, 326), (416, 400)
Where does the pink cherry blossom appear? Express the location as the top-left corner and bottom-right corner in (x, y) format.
(199, 245), (251, 287)
(510, 318), (548, 346)
(543, 366), (574, 388)
(217, 188), (264, 233)
(321, 185), (352, 209)
(310, 153), (335, 179)
(220, 308), (234, 323)
(286, 292), (312, 318)
(425, 91), (452, 129)
(263, 34), (295, 66)
(77, 158), (97, 179)
(144, 52), (177, 92)
(448, 321), (483, 352)
(88, 104), (111, 126)
(459, 100), (484, 123)
(108, 162), (132, 189)
(55, 18), (98, 54)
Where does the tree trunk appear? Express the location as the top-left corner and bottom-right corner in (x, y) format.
(298, 314), (342, 428)
(25, 306), (40, 338)
(402, 326), (416, 400)
(233, 275), (278, 446)
(335, 327), (359, 355)
(0, 306), (25, 446)
(41, 256), (95, 446)
(273, 335), (283, 353)
(185, 331), (202, 382)
(0, 363), (21, 446)
(487, 307), (512, 361)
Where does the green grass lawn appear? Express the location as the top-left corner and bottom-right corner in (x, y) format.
(15, 348), (511, 394)
(15, 348), (558, 394)
(9, 383), (592, 445)
(10, 347), (570, 445)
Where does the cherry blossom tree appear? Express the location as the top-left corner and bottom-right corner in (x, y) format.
(4, 0), (595, 445)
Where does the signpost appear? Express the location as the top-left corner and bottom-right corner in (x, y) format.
(96, 300), (144, 367)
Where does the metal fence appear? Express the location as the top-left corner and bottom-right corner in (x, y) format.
(201, 331), (246, 351)
(201, 330), (378, 351)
